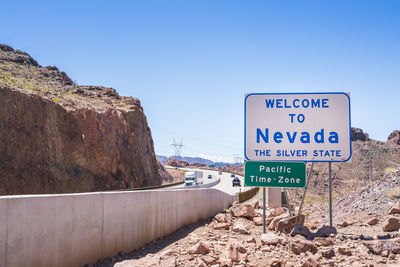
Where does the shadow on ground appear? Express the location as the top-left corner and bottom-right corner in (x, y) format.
(84, 218), (211, 267)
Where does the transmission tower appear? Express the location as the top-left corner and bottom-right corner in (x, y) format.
(361, 147), (400, 183)
(233, 154), (243, 165)
(171, 138), (184, 161)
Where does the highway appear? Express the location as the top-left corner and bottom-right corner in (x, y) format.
(165, 166), (249, 195)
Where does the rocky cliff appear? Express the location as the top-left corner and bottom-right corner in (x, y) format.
(0, 44), (172, 195)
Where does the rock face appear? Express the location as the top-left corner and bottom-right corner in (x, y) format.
(387, 130), (400, 145)
(0, 44), (172, 195)
(165, 158), (189, 168)
(351, 127), (369, 141)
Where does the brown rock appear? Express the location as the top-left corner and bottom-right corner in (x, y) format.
(189, 242), (210, 255)
(291, 224), (312, 239)
(253, 217), (263, 226)
(230, 203), (256, 218)
(337, 246), (352, 256)
(232, 221), (250, 234)
(305, 220), (319, 230)
(387, 130), (400, 145)
(383, 217), (400, 231)
(313, 237), (334, 247)
(351, 127), (369, 141)
(246, 236), (256, 243)
(389, 206), (400, 215)
(290, 236), (317, 255)
(302, 253), (322, 267)
(219, 257), (233, 267)
(215, 213), (229, 223)
(269, 207), (286, 217)
(261, 232), (287, 245)
(160, 256), (177, 267)
(363, 240), (400, 255)
(267, 258), (282, 267)
(165, 158), (189, 168)
(268, 214), (289, 230)
(276, 215), (305, 233)
(315, 226), (337, 237)
(320, 247), (335, 259)
(367, 217), (379, 226)
(202, 255), (217, 265)
(226, 243), (247, 262)
(214, 223), (230, 230)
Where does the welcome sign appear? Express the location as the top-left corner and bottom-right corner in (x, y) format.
(244, 93), (351, 162)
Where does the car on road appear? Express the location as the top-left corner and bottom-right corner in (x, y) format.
(232, 177), (241, 187)
(230, 174), (235, 178)
(207, 174), (212, 179)
(218, 171), (222, 175)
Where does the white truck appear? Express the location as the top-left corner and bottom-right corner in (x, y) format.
(185, 171), (204, 186)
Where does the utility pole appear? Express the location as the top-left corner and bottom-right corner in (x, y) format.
(171, 138), (184, 161)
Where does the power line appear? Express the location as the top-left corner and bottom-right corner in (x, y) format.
(171, 138), (184, 161)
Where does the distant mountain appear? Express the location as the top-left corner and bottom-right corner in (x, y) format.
(156, 155), (236, 168)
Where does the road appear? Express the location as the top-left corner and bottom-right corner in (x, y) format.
(165, 166), (249, 195)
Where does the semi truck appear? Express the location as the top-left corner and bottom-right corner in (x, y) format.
(185, 171), (204, 186)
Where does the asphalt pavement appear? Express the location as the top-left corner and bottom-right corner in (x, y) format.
(165, 166), (248, 195)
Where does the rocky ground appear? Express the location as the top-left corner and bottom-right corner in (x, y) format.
(86, 168), (400, 267)
(87, 201), (400, 267)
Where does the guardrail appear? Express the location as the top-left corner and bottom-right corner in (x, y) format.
(238, 187), (259, 203)
(172, 178), (221, 190)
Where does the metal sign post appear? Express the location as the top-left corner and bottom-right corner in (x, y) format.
(263, 188), (266, 233)
(245, 161), (306, 232)
(329, 162), (333, 226)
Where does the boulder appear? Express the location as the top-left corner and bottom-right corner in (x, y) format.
(226, 243), (247, 262)
(253, 217), (263, 226)
(214, 222), (230, 230)
(269, 207), (286, 217)
(367, 217), (379, 226)
(268, 214), (289, 230)
(232, 221), (250, 234)
(383, 217), (400, 231)
(302, 253), (322, 267)
(351, 127), (369, 141)
(276, 215), (305, 233)
(320, 248), (335, 259)
(189, 242), (210, 255)
(215, 213), (232, 223)
(387, 130), (400, 145)
(337, 246), (352, 256)
(313, 237), (334, 247)
(363, 240), (400, 255)
(305, 220), (319, 230)
(291, 224), (312, 239)
(315, 226), (337, 237)
(230, 203), (256, 218)
(261, 232), (287, 246)
(389, 206), (400, 215)
(290, 236), (317, 255)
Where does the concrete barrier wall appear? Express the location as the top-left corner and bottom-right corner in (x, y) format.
(0, 188), (236, 267)
(174, 178), (221, 190)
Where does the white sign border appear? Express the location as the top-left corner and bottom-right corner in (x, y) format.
(244, 92), (352, 163)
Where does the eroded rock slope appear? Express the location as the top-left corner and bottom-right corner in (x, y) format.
(0, 44), (172, 195)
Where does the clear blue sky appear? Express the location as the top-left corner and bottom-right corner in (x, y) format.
(2, 1), (399, 162)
